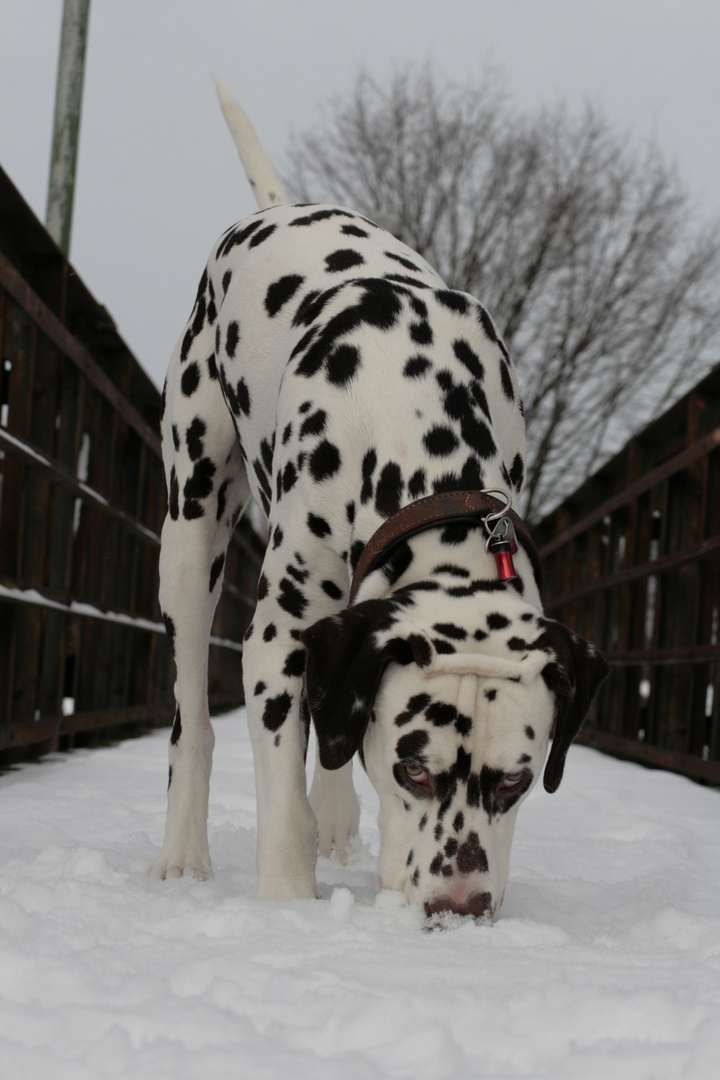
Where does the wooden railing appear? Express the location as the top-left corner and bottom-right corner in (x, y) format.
(0, 165), (263, 760)
(534, 363), (720, 784)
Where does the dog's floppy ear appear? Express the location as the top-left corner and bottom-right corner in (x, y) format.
(536, 620), (609, 793)
(301, 599), (431, 770)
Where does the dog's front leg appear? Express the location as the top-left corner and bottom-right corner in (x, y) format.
(244, 626), (318, 899)
(309, 759), (360, 865)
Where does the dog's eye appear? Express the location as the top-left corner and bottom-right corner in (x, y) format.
(497, 770), (531, 801)
(394, 760), (434, 798)
(499, 771), (524, 789)
(403, 762), (429, 783)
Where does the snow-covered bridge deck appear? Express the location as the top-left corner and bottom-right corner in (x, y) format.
(1, 710), (718, 1079)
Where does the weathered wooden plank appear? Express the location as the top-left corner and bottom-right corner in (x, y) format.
(539, 421), (720, 558)
(0, 251), (161, 456)
(1, 168), (262, 758)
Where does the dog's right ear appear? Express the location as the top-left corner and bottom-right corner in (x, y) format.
(301, 600), (431, 771)
(536, 620), (610, 793)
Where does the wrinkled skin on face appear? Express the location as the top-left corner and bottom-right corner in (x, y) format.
(364, 658), (555, 920)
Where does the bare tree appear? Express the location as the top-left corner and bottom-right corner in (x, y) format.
(287, 68), (720, 520)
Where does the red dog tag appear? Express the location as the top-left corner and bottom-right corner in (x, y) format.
(486, 517), (518, 581)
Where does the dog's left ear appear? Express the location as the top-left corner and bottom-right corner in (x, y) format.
(536, 620), (609, 793)
(301, 600), (431, 770)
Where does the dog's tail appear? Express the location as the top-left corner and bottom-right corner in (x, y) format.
(214, 78), (288, 210)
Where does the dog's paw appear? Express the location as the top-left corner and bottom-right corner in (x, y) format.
(310, 764), (361, 865)
(151, 852), (212, 881)
(316, 805), (361, 864)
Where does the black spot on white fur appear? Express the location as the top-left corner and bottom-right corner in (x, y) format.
(170, 706), (182, 746)
(307, 513), (331, 538)
(375, 463), (403, 517)
(186, 418), (206, 461)
(226, 322), (240, 357)
(325, 249), (365, 273)
(309, 441), (341, 483)
(181, 363), (200, 397)
(265, 274), (304, 317)
(263, 692), (292, 731)
(209, 553), (225, 592)
(249, 223), (277, 248)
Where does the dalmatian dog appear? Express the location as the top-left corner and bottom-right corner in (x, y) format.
(152, 90), (608, 920)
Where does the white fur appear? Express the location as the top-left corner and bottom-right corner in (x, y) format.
(214, 79), (288, 208)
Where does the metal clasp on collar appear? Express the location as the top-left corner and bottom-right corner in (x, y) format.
(482, 489), (518, 581)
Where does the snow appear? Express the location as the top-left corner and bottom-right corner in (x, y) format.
(1, 711), (719, 1080)
(0, 584), (243, 653)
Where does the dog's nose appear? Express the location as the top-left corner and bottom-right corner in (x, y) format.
(424, 892), (493, 921)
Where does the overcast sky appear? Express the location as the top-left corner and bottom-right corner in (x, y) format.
(2, 0), (719, 390)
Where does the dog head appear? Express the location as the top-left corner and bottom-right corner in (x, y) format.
(302, 587), (608, 921)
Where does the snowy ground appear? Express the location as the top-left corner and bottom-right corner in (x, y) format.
(1, 710), (719, 1080)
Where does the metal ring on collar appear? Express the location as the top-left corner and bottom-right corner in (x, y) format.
(481, 488), (513, 531)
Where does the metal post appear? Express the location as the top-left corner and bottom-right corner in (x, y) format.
(46, 0), (91, 256)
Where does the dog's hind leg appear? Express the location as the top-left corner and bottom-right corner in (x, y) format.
(152, 317), (251, 880)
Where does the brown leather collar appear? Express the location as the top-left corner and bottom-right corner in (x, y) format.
(349, 490), (542, 605)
